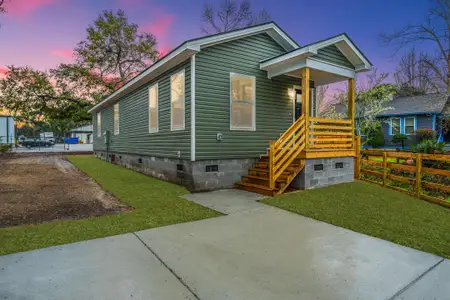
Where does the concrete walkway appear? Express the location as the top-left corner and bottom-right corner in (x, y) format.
(1, 190), (448, 300)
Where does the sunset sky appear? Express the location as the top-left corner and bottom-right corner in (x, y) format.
(0, 0), (434, 83)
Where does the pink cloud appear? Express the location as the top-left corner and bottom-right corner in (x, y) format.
(0, 66), (8, 79)
(6, 0), (57, 17)
(140, 14), (176, 59)
(50, 49), (73, 59)
(158, 44), (171, 58)
(141, 14), (176, 37)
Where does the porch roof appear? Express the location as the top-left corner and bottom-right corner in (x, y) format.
(260, 33), (372, 85)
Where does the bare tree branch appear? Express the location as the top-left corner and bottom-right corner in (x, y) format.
(380, 0), (450, 92)
(201, 0), (271, 34)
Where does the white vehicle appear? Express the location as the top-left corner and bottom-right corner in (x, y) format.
(40, 132), (55, 144)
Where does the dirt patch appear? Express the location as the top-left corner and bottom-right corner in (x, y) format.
(0, 154), (129, 227)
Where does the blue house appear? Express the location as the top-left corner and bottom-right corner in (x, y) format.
(376, 94), (450, 147)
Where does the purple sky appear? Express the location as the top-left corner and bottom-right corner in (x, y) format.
(0, 0), (434, 82)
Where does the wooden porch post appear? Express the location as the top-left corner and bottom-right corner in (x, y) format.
(348, 78), (355, 147)
(302, 67), (310, 149)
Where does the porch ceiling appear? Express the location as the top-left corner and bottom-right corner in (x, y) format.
(261, 57), (356, 85)
(260, 33), (372, 86)
(285, 66), (350, 86)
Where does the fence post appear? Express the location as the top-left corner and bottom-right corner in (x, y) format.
(354, 136), (361, 179)
(382, 151), (388, 186)
(416, 154), (422, 198)
(269, 141), (275, 190)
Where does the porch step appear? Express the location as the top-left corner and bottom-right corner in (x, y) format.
(235, 181), (276, 196)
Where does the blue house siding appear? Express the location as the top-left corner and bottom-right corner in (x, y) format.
(379, 114), (435, 147)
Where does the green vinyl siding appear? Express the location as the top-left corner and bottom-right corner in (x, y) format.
(195, 33), (300, 160)
(93, 60), (191, 159)
(313, 44), (354, 69)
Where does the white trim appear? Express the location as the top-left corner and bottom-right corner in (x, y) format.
(266, 57), (355, 80)
(403, 116), (416, 135)
(113, 103), (119, 135)
(190, 55), (196, 161)
(292, 85), (302, 124)
(89, 45), (198, 113)
(97, 112), (101, 137)
(230, 72), (256, 131)
(170, 69), (186, 131)
(261, 34), (371, 72)
(191, 23), (297, 51)
(88, 23), (297, 114)
(389, 117), (401, 136)
(148, 83), (159, 133)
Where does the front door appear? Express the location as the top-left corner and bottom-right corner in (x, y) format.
(295, 89), (302, 120)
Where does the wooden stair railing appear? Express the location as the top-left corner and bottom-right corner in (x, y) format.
(235, 115), (307, 196)
(269, 115), (306, 192)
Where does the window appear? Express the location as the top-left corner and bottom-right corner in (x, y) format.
(97, 112), (101, 137)
(404, 117), (416, 135)
(335, 162), (344, 169)
(206, 165), (219, 172)
(149, 84), (158, 133)
(171, 70), (185, 130)
(114, 103), (119, 135)
(390, 118), (400, 135)
(314, 164), (324, 171)
(230, 73), (255, 130)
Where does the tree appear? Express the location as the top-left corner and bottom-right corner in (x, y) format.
(74, 9), (159, 91)
(366, 123), (385, 148)
(201, 0), (271, 34)
(392, 133), (408, 149)
(394, 48), (434, 95)
(0, 66), (92, 128)
(330, 69), (395, 138)
(380, 0), (450, 93)
(0, 0), (8, 28)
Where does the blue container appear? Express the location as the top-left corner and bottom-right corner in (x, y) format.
(64, 137), (79, 144)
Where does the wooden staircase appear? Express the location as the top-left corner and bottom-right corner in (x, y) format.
(236, 115), (307, 196)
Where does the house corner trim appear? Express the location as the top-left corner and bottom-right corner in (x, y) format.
(191, 54), (196, 161)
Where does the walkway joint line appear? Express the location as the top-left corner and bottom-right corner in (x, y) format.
(132, 232), (202, 300)
(387, 257), (445, 300)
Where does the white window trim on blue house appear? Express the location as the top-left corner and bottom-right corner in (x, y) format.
(388, 116), (417, 135)
(389, 117), (401, 135)
(403, 116), (417, 135)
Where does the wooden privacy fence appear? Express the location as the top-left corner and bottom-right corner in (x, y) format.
(355, 148), (450, 208)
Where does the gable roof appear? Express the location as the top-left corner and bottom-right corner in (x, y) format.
(88, 22), (299, 113)
(260, 33), (372, 71)
(377, 94), (449, 117)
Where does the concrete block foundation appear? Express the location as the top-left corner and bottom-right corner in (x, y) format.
(95, 151), (353, 192)
(292, 157), (354, 189)
(94, 151), (256, 192)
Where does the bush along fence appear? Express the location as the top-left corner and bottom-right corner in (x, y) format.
(354, 141), (450, 209)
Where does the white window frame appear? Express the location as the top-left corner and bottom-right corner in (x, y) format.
(149, 83), (159, 133)
(403, 116), (416, 135)
(113, 103), (119, 135)
(97, 112), (101, 137)
(389, 117), (401, 135)
(230, 72), (256, 131)
(170, 69), (185, 131)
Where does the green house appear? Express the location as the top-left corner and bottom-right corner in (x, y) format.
(89, 22), (372, 195)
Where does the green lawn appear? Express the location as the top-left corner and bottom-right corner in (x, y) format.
(0, 156), (221, 256)
(262, 181), (450, 259)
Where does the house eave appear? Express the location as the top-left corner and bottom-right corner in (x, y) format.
(88, 22), (299, 114)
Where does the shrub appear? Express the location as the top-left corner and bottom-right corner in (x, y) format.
(415, 128), (437, 142)
(392, 133), (408, 149)
(366, 124), (385, 148)
(411, 139), (446, 154)
(0, 144), (12, 153)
